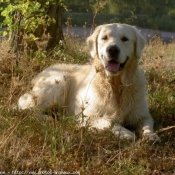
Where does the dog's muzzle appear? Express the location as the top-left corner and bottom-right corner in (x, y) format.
(105, 45), (128, 74)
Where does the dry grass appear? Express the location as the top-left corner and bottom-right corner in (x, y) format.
(0, 34), (175, 174)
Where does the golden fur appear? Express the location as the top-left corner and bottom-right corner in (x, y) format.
(18, 23), (159, 141)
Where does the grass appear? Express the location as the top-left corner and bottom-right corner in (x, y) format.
(0, 33), (175, 174)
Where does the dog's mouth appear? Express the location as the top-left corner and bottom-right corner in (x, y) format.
(105, 58), (128, 73)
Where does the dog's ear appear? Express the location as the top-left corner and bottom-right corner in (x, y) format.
(87, 25), (104, 58)
(135, 28), (146, 58)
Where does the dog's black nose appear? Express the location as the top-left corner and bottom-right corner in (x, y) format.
(107, 45), (120, 58)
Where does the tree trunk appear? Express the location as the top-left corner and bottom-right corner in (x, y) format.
(8, 0), (64, 62)
(33, 0), (64, 51)
(46, 0), (64, 50)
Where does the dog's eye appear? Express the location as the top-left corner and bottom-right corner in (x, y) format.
(121, 36), (129, 42)
(102, 35), (108, 40)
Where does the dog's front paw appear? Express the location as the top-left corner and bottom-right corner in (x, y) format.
(112, 126), (135, 141)
(143, 130), (160, 142)
(118, 132), (135, 141)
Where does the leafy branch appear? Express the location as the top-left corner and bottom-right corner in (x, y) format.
(0, 0), (64, 63)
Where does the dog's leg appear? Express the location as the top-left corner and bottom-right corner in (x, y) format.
(141, 117), (160, 142)
(18, 71), (70, 111)
(112, 124), (135, 141)
(86, 118), (135, 141)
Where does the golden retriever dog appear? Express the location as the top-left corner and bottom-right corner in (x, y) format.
(18, 23), (159, 141)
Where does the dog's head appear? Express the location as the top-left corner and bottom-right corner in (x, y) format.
(87, 23), (145, 76)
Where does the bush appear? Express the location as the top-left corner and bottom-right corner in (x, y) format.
(63, 12), (175, 32)
(63, 12), (120, 27)
(153, 15), (175, 31)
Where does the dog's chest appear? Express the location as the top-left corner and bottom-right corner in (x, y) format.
(74, 83), (120, 119)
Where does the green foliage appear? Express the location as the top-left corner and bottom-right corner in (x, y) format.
(0, 0), (65, 66)
(63, 0), (175, 31)
(0, 0), (56, 40)
(64, 0), (91, 12)
(63, 12), (175, 32)
(64, 0), (175, 16)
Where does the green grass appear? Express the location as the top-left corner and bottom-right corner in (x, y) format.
(0, 34), (175, 174)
